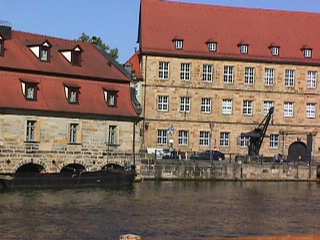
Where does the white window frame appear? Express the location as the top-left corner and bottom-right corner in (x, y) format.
(180, 96), (191, 113)
(202, 64), (213, 82)
(175, 40), (184, 50)
(265, 68), (275, 86)
(240, 136), (250, 148)
(159, 61), (169, 80)
(220, 132), (230, 147)
(307, 71), (317, 89)
(304, 49), (312, 58)
(284, 102), (294, 118)
(157, 129), (168, 145)
(240, 44), (249, 54)
(208, 42), (217, 52)
(26, 120), (36, 142)
(270, 134), (279, 149)
(243, 100), (253, 116)
(285, 69), (295, 87)
(108, 125), (118, 145)
(306, 103), (316, 119)
(157, 95), (169, 112)
(224, 66), (234, 84)
(263, 101), (274, 115)
(271, 47), (280, 56)
(69, 123), (79, 144)
(178, 130), (189, 146)
(244, 67), (255, 85)
(199, 131), (210, 146)
(222, 99), (233, 115)
(201, 98), (212, 113)
(180, 63), (191, 81)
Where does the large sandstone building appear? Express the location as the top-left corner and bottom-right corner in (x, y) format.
(0, 24), (140, 174)
(129, 0), (320, 161)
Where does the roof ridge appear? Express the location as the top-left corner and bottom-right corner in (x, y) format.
(162, 0), (320, 16)
(13, 30), (90, 46)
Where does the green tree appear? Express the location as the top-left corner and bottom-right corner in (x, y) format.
(78, 33), (119, 60)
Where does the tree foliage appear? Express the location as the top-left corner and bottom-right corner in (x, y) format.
(78, 33), (119, 60)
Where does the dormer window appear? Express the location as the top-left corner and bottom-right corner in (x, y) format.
(64, 84), (80, 104)
(71, 46), (82, 66)
(104, 90), (118, 107)
(239, 44), (249, 54)
(61, 46), (82, 66)
(174, 39), (184, 50)
(29, 41), (51, 62)
(207, 41), (217, 52)
(271, 46), (280, 56)
(0, 36), (4, 57)
(21, 81), (38, 101)
(39, 46), (50, 62)
(304, 48), (312, 58)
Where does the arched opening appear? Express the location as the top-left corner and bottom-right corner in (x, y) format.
(60, 163), (86, 176)
(101, 163), (124, 172)
(15, 163), (45, 176)
(287, 141), (309, 162)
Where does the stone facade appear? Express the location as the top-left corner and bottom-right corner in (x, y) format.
(140, 55), (320, 159)
(0, 114), (139, 174)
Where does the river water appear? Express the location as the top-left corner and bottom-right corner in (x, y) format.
(0, 181), (320, 240)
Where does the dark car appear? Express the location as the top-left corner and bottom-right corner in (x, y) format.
(190, 150), (225, 161)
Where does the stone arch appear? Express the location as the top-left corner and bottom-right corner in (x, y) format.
(287, 141), (309, 162)
(15, 163), (45, 176)
(60, 163), (86, 176)
(101, 163), (125, 171)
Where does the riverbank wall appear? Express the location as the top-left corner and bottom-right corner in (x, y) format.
(137, 161), (319, 181)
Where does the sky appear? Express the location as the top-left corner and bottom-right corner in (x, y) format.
(2, 0), (320, 63)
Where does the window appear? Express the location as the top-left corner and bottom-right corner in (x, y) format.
(222, 99), (233, 115)
(26, 120), (36, 142)
(244, 67), (255, 85)
(307, 71), (317, 89)
(180, 96), (191, 112)
(39, 46), (50, 62)
(270, 134), (279, 149)
(243, 100), (253, 116)
(25, 83), (38, 101)
(199, 131), (210, 146)
(0, 37), (4, 57)
(108, 125), (118, 145)
(224, 66), (234, 84)
(202, 64), (213, 82)
(240, 44), (249, 54)
(264, 101), (274, 115)
(201, 98), (212, 113)
(104, 90), (118, 107)
(284, 102), (294, 118)
(240, 136), (250, 148)
(180, 63), (191, 81)
(175, 40), (184, 50)
(71, 47), (82, 66)
(158, 95), (169, 112)
(285, 69), (295, 87)
(69, 123), (79, 144)
(178, 130), (189, 145)
(157, 129), (168, 145)
(306, 103), (316, 119)
(67, 87), (79, 104)
(208, 42), (217, 52)
(271, 47), (280, 56)
(304, 49), (312, 58)
(265, 68), (275, 86)
(220, 132), (230, 147)
(159, 62), (169, 80)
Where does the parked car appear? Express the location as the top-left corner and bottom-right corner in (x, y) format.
(190, 150), (225, 161)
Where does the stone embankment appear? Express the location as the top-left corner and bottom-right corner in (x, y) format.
(137, 160), (320, 181)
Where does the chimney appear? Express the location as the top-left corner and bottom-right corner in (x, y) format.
(0, 21), (12, 40)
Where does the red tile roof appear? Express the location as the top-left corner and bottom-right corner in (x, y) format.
(126, 53), (143, 80)
(0, 30), (139, 119)
(0, 71), (138, 119)
(139, 0), (320, 65)
(0, 31), (129, 82)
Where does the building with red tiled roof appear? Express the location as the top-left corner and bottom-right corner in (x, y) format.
(0, 24), (140, 174)
(130, 0), (320, 161)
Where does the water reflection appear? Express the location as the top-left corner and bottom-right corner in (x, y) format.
(0, 182), (320, 240)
